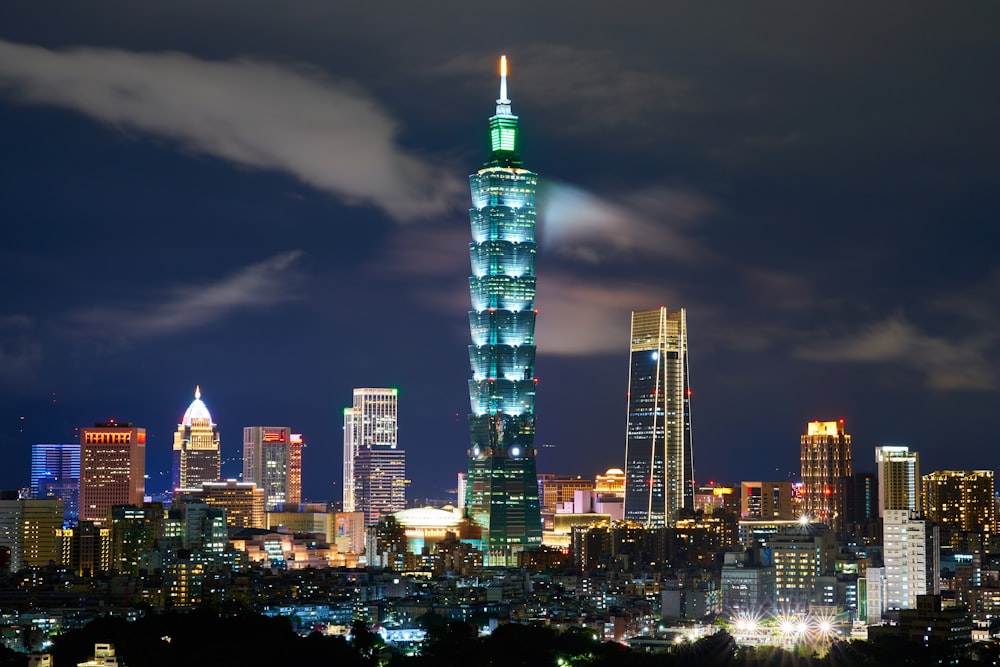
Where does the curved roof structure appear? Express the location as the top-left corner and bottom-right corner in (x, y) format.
(393, 506), (462, 529)
(181, 385), (213, 426)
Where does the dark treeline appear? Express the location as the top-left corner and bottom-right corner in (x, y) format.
(0, 612), (994, 667)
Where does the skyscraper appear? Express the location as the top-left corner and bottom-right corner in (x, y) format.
(343, 388), (400, 513)
(79, 421), (146, 524)
(30, 443), (80, 525)
(922, 470), (995, 550)
(172, 386), (221, 490)
(242, 427), (303, 511)
(623, 307), (694, 526)
(875, 445), (920, 516)
(800, 419), (852, 530)
(464, 56), (543, 565)
(883, 509), (940, 611)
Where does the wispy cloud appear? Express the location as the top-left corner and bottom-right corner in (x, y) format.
(0, 40), (464, 221)
(795, 313), (997, 391)
(539, 181), (716, 264)
(535, 274), (672, 356)
(69, 251), (304, 338)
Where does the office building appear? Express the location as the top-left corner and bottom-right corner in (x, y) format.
(343, 388), (400, 513)
(0, 492), (63, 571)
(109, 503), (164, 575)
(838, 471), (879, 542)
(55, 520), (111, 576)
(767, 525), (838, 610)
(242, 427), (303, 511)
(79, 421), (145, 524)
(740, 481), (794, 520)
(354, 446), (406, 527)
(876, 445), (920, 516)
(172, 386), (221, 490)
(922, 470), (996, 550)
(177, 479), (266, 529)
(464, 56), (542, 565)
(800, 419), (852, 530)
(883, 509), (940, 611)
(624, 307), (694, 526)
(30, 443), (80, 526)
(538, 474), (595, 515)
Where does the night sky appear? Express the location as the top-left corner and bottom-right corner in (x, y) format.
(1, 3), (998, 503)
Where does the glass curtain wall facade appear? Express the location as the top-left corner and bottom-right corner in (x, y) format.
(242, 426), (303, 511)
(465, 56), (542, 566)
(30, 443), (80, 526)
(623, 307), (694, 526)
(343, 388), (399, 514)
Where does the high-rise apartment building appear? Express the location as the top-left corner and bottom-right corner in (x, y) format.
(242, 427), (303, 511)
(172, 387), (221, 490)
(464, 56), (542, 565)
(740, 481), (795, 520)
(875, 445), (920, 516)
(883, 509), (940, 611)
(79, 421), (145, 524)
(623, 307), (694, 526)
(30, 443), (80, 526)
(922, 470), (996, 550)
(800, 419), (852, 530)
(343, 388), (400, 514)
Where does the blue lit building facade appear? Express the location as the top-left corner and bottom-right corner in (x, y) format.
(30, 443), (80, 526)
(623, 307), (694, 526)
(465, 56), (542, 566)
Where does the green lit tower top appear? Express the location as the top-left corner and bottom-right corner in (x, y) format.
(465, 56), (542, 566)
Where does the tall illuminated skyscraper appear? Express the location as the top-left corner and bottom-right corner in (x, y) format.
(623, 307), (694, 526)
(30, 443), (80, 525)
(343, 388), (400, 516)
(464, 56), (543, 565)
(79, 421), (146, 524)
(172, 386), (221, 490)
(875, 445), (920, 516)
(242, 427), (303, 511)
(800, 419), (852, 530)
(343, 388), (404, 525)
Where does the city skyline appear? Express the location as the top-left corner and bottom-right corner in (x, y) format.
(1, 4), (999, 501)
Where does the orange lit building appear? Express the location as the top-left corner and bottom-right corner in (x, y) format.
(79, 421), (145, 524)
(800, 420), (852, 531)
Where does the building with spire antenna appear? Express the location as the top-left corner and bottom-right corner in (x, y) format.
(172, 386), (221, 490)
(464, 56), (543, 566)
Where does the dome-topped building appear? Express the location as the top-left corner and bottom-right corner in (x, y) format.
(172, 386), (221, 490)
(182, 386), (213, 426)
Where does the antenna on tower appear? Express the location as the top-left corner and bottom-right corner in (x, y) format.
(498, 55), (510, 104)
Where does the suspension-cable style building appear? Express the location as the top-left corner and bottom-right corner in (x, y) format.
(464, 56), (542, 565)
(623, 307), (694, 526)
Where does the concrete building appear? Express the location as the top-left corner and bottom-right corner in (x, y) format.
(883, 509), (940, 611)
(0, 492), (63, 570)
(79, 421), (145, 524)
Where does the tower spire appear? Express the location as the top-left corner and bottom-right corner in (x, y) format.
(498, 55), (509, 104)
(195, 385), (201, 400)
